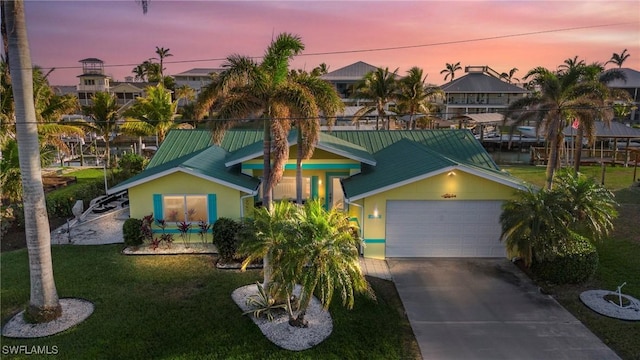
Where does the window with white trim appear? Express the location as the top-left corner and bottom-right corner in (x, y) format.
(163, 195), (207, 222)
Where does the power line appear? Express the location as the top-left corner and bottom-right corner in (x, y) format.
(31, 22), (638, 72)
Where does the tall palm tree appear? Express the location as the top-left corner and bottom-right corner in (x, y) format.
(500, 67), (520, 84)
(570, 63), (628, 172)
(274, 200), (371, 327)
(311, 62), (329, 77)
(558, 56), (585, 74)
(194, 33), (320, 210)
(121, 83), (178, 144)
(154, 46), (172, 83)
(3, 0), (61, 322)
(606, 49), (630, 68)
(351, 67), (399, 130)
(289, 71), (344, 204)
(132, 64), (146, 82)
(440, 62), (462, 82)
(82, 91), (120, 165)
(505, 65), (612, 189)
(397, 67), (443, 130)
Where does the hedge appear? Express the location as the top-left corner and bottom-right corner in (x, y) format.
(531, 234), (599, 284)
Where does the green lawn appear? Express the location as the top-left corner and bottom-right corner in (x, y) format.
(503, 165), (640, 360)
(1, 246), (419, 360)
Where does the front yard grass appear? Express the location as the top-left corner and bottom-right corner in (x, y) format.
(504, 165), (640, 360)
(1, 246), (420, 360)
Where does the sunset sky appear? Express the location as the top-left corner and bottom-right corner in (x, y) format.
(19, 0), (640, 86)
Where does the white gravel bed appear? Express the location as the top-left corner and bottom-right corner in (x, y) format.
(2, 298), (94, 338)
(231, 284), (333, 351)
(122, 243), (217, 255)
(580, 290), (640, 321)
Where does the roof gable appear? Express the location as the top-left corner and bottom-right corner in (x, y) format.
(108, 145), (259, 194)
(440, 73), (528, 93)
(321, 61), (380, 81)
(606, 68), (640, 88)
(341, 138), (525, 200)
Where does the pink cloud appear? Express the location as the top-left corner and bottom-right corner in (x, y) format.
(21, 1), (640, 85)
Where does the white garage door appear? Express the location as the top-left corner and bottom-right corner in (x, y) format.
(386, 200), (506, 258)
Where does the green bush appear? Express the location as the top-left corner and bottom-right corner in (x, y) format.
(45, 178), (105, 218)
(211, 217), (241, 262)
(532, 234), (599, 284)
(123, 218), (143, 246)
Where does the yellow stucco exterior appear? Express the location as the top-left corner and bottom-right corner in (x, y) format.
(351, 170), (520, 259)
(128, 171), (247, 221)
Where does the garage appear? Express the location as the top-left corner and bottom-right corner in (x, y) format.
(385, 200), (506, 258)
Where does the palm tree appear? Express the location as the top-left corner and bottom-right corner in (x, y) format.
(440, 62), (462, 82)
(351, 67), (399, 130)
(239, 200), (298, 290)
(3, 0), (61, 322)
(505, 65), (612, 189)
(500, 170), (618, 267)
(500, 67), (519, 84)
(554, 170), (617, 241)
(154, 46), (172, 83)
(194, 33), (320, 210)
(500, 186), (571, 266)
(311, 62), (329, 77)
(132, 64), (146, 82)
(274, 200), (371, 327)
(82, 91), (120, 165)
(606, 49), (630, 68)
(121, 84), (178, 152)
(397, 67), (443, 130)
(289, 71), (344, 204)
(175, 84), (196, 104)
(570, 63), (628, 172)
(558, 56), (585, 74)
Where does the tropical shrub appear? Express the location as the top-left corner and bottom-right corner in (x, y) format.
(123, 218), (143, 246)
(243, 282), (287, 322)
(500, 170), (618, 276)
(212, 217), (241, 262)
(531, 234), (599, 284)
(141, 214), (154, 243)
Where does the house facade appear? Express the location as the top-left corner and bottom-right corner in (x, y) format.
(606, 67), (640, 124)
(108, 129), (526, 259)
(439, 66), (530, 120)
(173, 68), (224, 98)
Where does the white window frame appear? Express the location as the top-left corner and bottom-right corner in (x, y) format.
(162, 194), (208, 223)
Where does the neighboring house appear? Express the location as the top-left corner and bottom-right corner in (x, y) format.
(439, 66), (530, 120)
(108, 128), (526, 259)
(77, 58), (111, 106)
(321, 61), (381, 102)
(75, 58), (154, 106)
(606, 68), (640, 124)
(173, 68), (224, 98)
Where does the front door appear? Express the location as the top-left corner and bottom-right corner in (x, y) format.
(326, 173), (347, 210)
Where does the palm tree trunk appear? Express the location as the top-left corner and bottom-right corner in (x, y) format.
(545, 116), (562, 190)
(573, 126), (584, 173)
(296, 134), (303, 205)
(5, 0), (61, 323)
(262, 118), (272, 210)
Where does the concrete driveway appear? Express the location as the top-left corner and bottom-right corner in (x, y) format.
(387, 258), (620, 360)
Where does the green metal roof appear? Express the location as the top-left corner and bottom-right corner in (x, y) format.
(108, 144), (260, 194)
(329, 130), (499, 170)
(341, 138), (526, 200)
(224, 130), (376, 166)
(146, 130), (214, 169)
(342, 139), (457, 199)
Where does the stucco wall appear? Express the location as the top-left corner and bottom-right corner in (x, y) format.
(128, 171), (245, 221)
(353, 170), (519, 259)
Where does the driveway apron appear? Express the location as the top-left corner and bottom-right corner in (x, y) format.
(387, 258), (620, 360)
